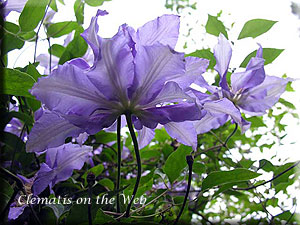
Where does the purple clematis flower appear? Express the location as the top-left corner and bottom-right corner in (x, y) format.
(191, 33), (290, 134)
(2, 0), (27, 17)
(26, 11), (208, 152)
(32, 143), (92, 195)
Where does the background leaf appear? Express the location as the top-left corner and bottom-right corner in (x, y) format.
(205, 14), (228, 39)
(238, 19), (277, 39)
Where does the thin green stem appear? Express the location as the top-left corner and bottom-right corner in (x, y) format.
(174, 155), (194, 225)
(125, 113), (141, 217)
(116, 116), (121, 213)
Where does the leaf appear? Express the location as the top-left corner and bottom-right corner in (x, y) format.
(205, 14), (228, 39)
(49, 44), (65, 58)
(258, 159), (275, 172)
(9, 111), (34, 126)
(186, 49), (216, 70)
(98, 178), (114, 191)
(201, 169), (261, 191)
(47, 22), (79, 38)
(2, 22), (24, 54)
(58, 27), (88, 64)
(82, 164), (104, 186)
(74, 0), (84, 25)
(238, 19), (277, 39)
(26, 63), (42, 81)
(192, 162), (206, 175)
(93, 208), (115, 224)
(163, 145), (192, 184)
(50, 0), (58, 11)
(0, 132), (25, 151)
(95, 131), (117, 144)
(85, 0), (111, 7)
(279, 98), (296, 110)
(247, 116), (266, 128)
(1, 68), (36, 98)
(19, 0), (48, 32)
(273, 162), (296, 186)
(240, 48), (284, 68)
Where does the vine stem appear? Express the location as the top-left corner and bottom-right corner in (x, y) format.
(125, 113), (141, 217)
(116, 116), (121, 213)
(33, 0), (52, 63)
(87, 173), (95, 225)
(174, 155), (194, 225)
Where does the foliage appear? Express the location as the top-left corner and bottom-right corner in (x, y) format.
(0, 0), (299, 224)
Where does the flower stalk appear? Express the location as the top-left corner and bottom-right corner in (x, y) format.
(125, 112), (142, 217)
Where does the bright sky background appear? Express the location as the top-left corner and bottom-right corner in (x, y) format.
(6, 0), (300, 217)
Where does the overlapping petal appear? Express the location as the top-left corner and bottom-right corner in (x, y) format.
(137, 126), (155, 149)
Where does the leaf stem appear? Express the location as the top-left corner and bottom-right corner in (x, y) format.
(125, 113), (141, 217)
(116, 116), (121, 213)
(174, 155), (194, 225)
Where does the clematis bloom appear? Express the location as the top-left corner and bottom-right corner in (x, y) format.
(191, 33), (290, 134)
(26, 11), (208, 152)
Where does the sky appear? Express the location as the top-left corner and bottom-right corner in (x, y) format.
(5, 0), (300, 217)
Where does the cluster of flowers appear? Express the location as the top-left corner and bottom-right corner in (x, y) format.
(3, 9), (289, 219)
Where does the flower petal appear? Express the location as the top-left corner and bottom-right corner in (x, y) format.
(144, 81), (193, 107)
(238, 75), (290, 114)
(214, 33), (232, 90)
(231, 45), (265, 93)
(137, 126), (155, 149)
(164, 122), (197, 150)
(81, 9), (108, 66)
(136, 14), (180, 48)
(87, 30), (134, 101)
(170, 56), (209, 90)
(33, 143), (92, 195)
(194, 112), (228, 134)
(4, 0), (27, 16)
(26, 111), (84, 153)
(8, 205), (28, 220)
(31, 63), (112, 116)
(132, 44), (185, 104)
(138, 103), (203, 129)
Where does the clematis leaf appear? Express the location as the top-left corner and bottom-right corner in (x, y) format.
(47, 21), (79, 38)
(1, 68), (35, 98)
(205, 14), (228, 39)
(74, 0), (84, 25)
(19, 0), (48, 32)
(85, 0), (111, 7)
(163, 145), (192, 184)
(202, 169), (261, 191)
(2, 22), (25, 54)
(240, 48), (284, 68)
(48, 44), (65, 58)
(238, 19), (277, 40)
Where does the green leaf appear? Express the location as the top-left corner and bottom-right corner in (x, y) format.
(1, 68), (36, 98)
(205, 14), (228, 39)
(0, 177), (14, 214)
(2, 22), (25, 54)
(49, 44), (65, 58)
(279, 98), (296, 110)
(247, 116), (266, 128)
(95, 131), (116, 144)
(192, 162), (206, 175)
(59, 27), (88, 64)
(19, 0), (48, 32)
(47, 21), (79, 38)
(163, 145), (192, 184)
(74, 0), (84, 25)
(0, 132), (25, 151)
(26, 63), (42, 80)
(273, 162), (296, 186)
(50, 0), (58, 11)
(240, 48), (284, 68)
(98, 178), (114, 191)
(202, 169), (261, 191)
(238, 19), (277, 39)
(9, 111), (34, 126)
(82, 164), (104, 186)
(93, 208), (115, 224)
(85, 0), (111, 7)
(258, 159), (275, 172)
(185, 49), (216, 70)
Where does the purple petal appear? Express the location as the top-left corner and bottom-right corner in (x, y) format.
(87, 30), (134, 101)
(138, 103), (203, 129)
(69, 58), (90, 70)
(4, 0), (27, 17)
(238, 75), (290, 114)
(75, 132), (89, 146)
(170, 56), (209, 90)
(213, 33), (232, 90)
(194, 112), (228, 134)
(231, 45), (265, 93)
(26, 111), (84, 153)
(33, 144), (92, 195)
(136, 14), (180, 48)
(143, 81), (194, 107)
(132, 44), (185, 104)
(8, 205), (28, 220)
(137, 126), (155, 149)
(31, 63), (112, 116)
(164, 122), (197, 150)
(81, 10), (107, 66)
